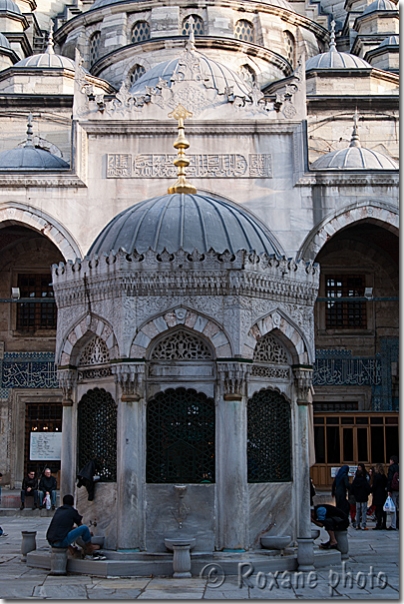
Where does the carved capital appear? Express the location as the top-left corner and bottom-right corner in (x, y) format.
(293, 366), (313, 404)
(112, 363), (145, 401)
(217, 362), (251, 401)
(57, 368), (77, 405)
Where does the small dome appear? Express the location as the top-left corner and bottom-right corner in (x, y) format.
(379, 35), (399, 47)
(88, 193), (280, 256)
(14, 30), (76, 70)
(363, 0), (398, 14)
(0, 0), (21, 13)
(130, 49), (250, 98)
(306, 22), (371, 70)
(0, 33), (11, 50)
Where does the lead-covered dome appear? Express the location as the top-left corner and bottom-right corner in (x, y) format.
(0, 0), (21, 13)
(363, 0), (398, 14)
(14, 29), (76, 70)
(88, 193), (281, 256)
(379, 35), (399, 47)
(0, 33), (11, 50)
(306, 22), (371, 70)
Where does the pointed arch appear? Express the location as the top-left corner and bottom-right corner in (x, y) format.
(58, 313), (119, 367)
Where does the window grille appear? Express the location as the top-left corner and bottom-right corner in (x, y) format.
(16, 273), (56, 332)
(129, 64), (146, 84)
(283, 31), (295, 67)
(239, 64), (256, 86)
(77, 388), (117, 481)
(253, 333), (289, 364)
(325, 275), (366, 329)
(150, 330), (212, 360)
(247, 389), (292, 482)
(234, 20), (254, 43)
(89, 31), (101, 64)
(131, 21), (150, 43)
(146, 387), (215, 483)
(182, 15), (204, 36)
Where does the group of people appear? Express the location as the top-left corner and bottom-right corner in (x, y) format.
(332, 456), (399, 531)
(20, 468), (57, 511)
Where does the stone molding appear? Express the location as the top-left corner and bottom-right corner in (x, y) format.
(111, 363), (145, 401)
(217, 362), (251, 400)
(293, 366), (313, 404)
(57, 368), (78, 405)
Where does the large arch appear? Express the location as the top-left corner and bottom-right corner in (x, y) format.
(297, 200), (399, 261)
(0, 202), (82, 261)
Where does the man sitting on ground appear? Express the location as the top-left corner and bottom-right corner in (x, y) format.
(46, 494), (100, 557)
(311, 504), (349, 549)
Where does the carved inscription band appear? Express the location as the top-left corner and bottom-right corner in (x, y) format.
(107, 153), (272, 179)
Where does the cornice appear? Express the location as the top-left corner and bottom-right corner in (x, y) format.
(77, 121), (300, 135)
(296, 172), (399, 186)
(0, 174), (87, 187)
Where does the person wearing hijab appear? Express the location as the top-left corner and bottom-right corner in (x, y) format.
(332, 465), (350, 516)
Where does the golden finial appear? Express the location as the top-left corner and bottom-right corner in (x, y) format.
(167, 104), (197, 195)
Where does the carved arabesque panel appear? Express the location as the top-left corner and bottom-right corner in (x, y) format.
(79, 337), (110, 366)
(253, 333), (289, 364)
(150, 330), (212, 360)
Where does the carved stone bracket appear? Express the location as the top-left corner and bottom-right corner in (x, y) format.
(112, 363), (145, 402)
(57, 368), (77, 406)
(217, 362), (251, 400)
(293, 365), (314, 404)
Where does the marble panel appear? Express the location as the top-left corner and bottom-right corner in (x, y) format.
(248, 483), (295, 549)
(76, 482), (118, 550)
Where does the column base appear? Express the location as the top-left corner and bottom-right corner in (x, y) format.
(297, 537), (315, 571)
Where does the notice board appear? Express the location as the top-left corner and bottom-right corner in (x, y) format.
(30, 432), (62, 460)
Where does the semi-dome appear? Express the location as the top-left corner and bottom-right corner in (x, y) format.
(88, 193), (280, 256)
(0, 115), (69, 170)
(14, 29), (76, 70)
(306, 21), (371, 69)
(379, 35), (399, 47)
(0, 33), (11, 50)
(0, 0), (21, 13)
(311, 116), (398, 170)
(363, 0), (398, 14)
(129, 46), (251, 98)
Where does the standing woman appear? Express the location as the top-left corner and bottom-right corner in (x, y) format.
(372, 463), (387, 530)
(332, 465), (351, 516)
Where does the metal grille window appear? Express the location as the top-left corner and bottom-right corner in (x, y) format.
(182, 15), (204, 36)
(16, 273), (56, 332)
(77, 388), (117, 481)
(89, 31), (101, 64)
(146, 387), (215, 483)
(130, 64), (146, 84)
(234, 20), (254, 43)
(283, 31), (295, 67)
(247, 389), (291, 482)
(326, 275), (366, 329)
(131, 21), (150, 43)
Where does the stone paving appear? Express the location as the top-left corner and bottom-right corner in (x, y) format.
(0, 514), (399, 600)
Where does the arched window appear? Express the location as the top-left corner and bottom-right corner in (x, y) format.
(89, 31), (101, 65)
(235, 19), (254, 43)
(182, 15), (204, 36)
(239, 64), (256, 86)
(146, 388), (215, 483)
(129, 64), (146, 85)
(77, 387), (117, 481)
(131, 21), (150, 43)
(247, 389), (292, 482)
(284, 31), (295, 67)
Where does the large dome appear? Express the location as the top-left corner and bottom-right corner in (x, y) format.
(88, 193), (281, 256)
(91, 0), (295, 10)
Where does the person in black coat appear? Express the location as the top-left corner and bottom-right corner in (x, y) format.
(372, 463), (387, 530)
(77, 459), (102, 501)
(351, 468), (371, 530)
(20, 470), (39, 510)
(387, 455), (399, 530)
(311, 504), (349, 549)
(39, 468), (57, 510)
(332, 465), (350, 516)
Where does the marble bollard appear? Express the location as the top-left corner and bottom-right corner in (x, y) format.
(50, 547), (68, 575)
(335, 530), (349, 560)
(21, 531), (37, 561)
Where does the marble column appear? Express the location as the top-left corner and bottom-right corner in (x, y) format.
(293, 366), (315, 571)
(58, 369), (77, 499)
(112, 363), (145, 550)
(216, 362), (249, 550)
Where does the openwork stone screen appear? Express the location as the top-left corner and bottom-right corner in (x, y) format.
(146, 387), (215, 483)
(150, 330), (212, 360)
(79, 337), (109, 366)
(182, 15), (204, 36)
(89, 32), (101, 64)
(77, 388), (117, 481)
(253, 333), (289, 364)
(235, 20), (254, 43)
(130, 64), (146, 84)
(247, 389), (292, 482)
(131, 21), (150, 43)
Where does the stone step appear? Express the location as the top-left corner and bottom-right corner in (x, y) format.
(0, 508), (55, 517)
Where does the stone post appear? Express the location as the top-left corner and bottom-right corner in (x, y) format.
(112, 363), (146, 550)
(58, 369), (77, 499)
(293, 365), (315, 571)
(216, 362), (249, 550)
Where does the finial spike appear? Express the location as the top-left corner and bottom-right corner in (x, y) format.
(350, 109), (361, 148)
(186, 16), (196, 50)
(167, 104), (197, 195)
(25, 113), (34, 148)
(329, 19), (336, 51)
(46, 23), (55, 55)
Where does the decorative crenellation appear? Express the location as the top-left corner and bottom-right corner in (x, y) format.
(111, 363), (145, 401)
(217, 362), (251, 400)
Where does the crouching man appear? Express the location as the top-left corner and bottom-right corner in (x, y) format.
(46, 494), (100, 557)
(311, 504), (349, 550)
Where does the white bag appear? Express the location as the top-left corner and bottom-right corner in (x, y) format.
(44, 493), (51, 510)
(383, 495), (396, 513)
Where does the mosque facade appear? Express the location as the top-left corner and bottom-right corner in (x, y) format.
(0, 0), (399, 556)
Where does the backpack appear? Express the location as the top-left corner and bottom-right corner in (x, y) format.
(391, 471), (399, 491)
